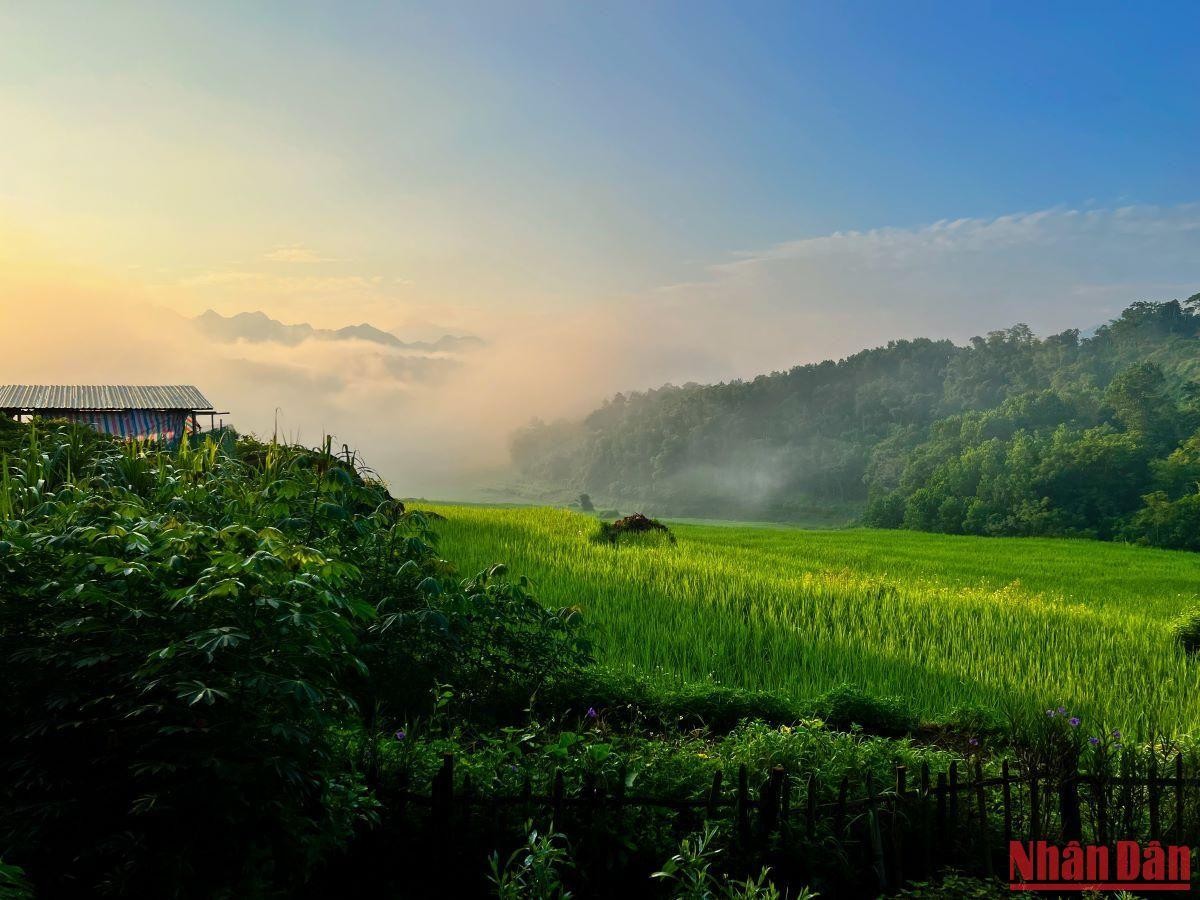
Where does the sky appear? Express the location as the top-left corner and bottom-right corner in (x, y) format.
(1, 2), (1198, 494)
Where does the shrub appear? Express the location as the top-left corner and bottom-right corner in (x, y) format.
(0, 425), (591, 896)
(1172, 607), (1200, 654)
(815, 684), (918, 736)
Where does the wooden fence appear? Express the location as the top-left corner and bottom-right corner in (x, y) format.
(397, 752), (1200, 892)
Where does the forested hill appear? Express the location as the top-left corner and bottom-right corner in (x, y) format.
(510, 297), (1200, 547)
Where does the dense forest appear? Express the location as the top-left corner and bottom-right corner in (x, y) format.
(511, 296), (1200, 548)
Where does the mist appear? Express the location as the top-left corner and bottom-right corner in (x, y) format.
(3, 202), (1199, 500)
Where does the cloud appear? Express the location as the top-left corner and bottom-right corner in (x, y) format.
(262, 244), (340, 263)
(648, 204), (1200, 378)
(2, 203), (1198, 498)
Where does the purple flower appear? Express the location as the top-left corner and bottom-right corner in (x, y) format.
(968, 738), (979, 746)
(1068, 717), (1081, 728)
(585, 707), (598, 720)
(1089, 736), (1100, 746)
(1057, 706), (1068, 715)
(1046, 709), (1057, 717)
(1111, 729), (1121, 739)
(394, 729), (406, 741)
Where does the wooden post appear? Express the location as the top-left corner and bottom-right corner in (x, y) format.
(921, 762), (932, 876)
(1060, 773), (1082, 842)
(1029, 772), (1040, 841)
(975, 760), (992, 874)
(936, 772), (948, 848)
(706, 770), (723, 820)
(806, 773), (818, 840)
(835, 776), (849, 836)
(1097, 772), (1108, 846)
(948, 760), (960, 841)
(866, 772), (888, 892)
(1149, 755), (1161, 841)
(759, 765), (784, 841)
(616, 760), (628, 806)
(893, 765), (908, 886)
(1002, 760), (1012, 847)
(1175, 753), (1185, 842)
(736, 764), (751, 845)
(780, 770), (792, 841)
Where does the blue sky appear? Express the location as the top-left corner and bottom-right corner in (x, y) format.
(2, 2), (1199, 487)
(3, 1), (1198, 300)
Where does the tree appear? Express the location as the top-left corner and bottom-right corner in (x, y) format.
(578, 492), (594, 512)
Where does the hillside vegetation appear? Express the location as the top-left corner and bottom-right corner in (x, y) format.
(425, 503), (1200, 733)
(511, 297), (1200, 546)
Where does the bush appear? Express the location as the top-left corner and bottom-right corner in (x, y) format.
(815, 684), (918, 736)
(538, 669), (807, 734)
(0, 425), (592, 896)
(1172, 607), (1200, 654)
(0, 433), (382, 894)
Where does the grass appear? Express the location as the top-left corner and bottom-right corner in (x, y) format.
(422, 504), (1200, 736)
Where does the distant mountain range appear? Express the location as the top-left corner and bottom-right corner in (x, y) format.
(194, 309), (483, 352)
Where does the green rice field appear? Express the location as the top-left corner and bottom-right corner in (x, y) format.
(423, 504), (1200, 734)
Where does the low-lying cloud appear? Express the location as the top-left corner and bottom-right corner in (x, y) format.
(2, 203), (1198, 497)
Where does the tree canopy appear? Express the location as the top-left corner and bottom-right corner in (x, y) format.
(511, 298), (1200, 548)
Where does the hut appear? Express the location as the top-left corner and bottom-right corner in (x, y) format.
(0, 384), (225, 442)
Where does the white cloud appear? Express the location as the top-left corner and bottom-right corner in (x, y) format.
(649, 204), (1200, 378)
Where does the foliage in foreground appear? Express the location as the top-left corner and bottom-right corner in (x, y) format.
(0, 425), (587, 896)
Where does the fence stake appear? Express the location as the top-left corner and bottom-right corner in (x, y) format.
(948, 761), (960, 841)
(936, 772), (948, 846)
(1060, 771), (1082, 842)
(921, 762), (932, 877)
(1029, 772), (1039, 841)
(737, 764), (751, 845)
(806, 773), (817, 840)
(974, 760), (992, 875)
(1175, 753), (1185, 842)
(1097, 770), (1108, 846)
(893, 765), (907, 886)
(706, 769), (723, 820)
(866, 772), (888, 892)
(1001, 760), (1012, 847)
(780, 770), (792, 841)
(1149, 754), (1161, 841)
(759, 765), (783, 842)
(835, 776), (849, 837)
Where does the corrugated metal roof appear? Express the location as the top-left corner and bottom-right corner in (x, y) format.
(0, 385), (213, 410)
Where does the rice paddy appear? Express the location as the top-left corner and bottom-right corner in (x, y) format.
(423, 504), (1200, 735)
